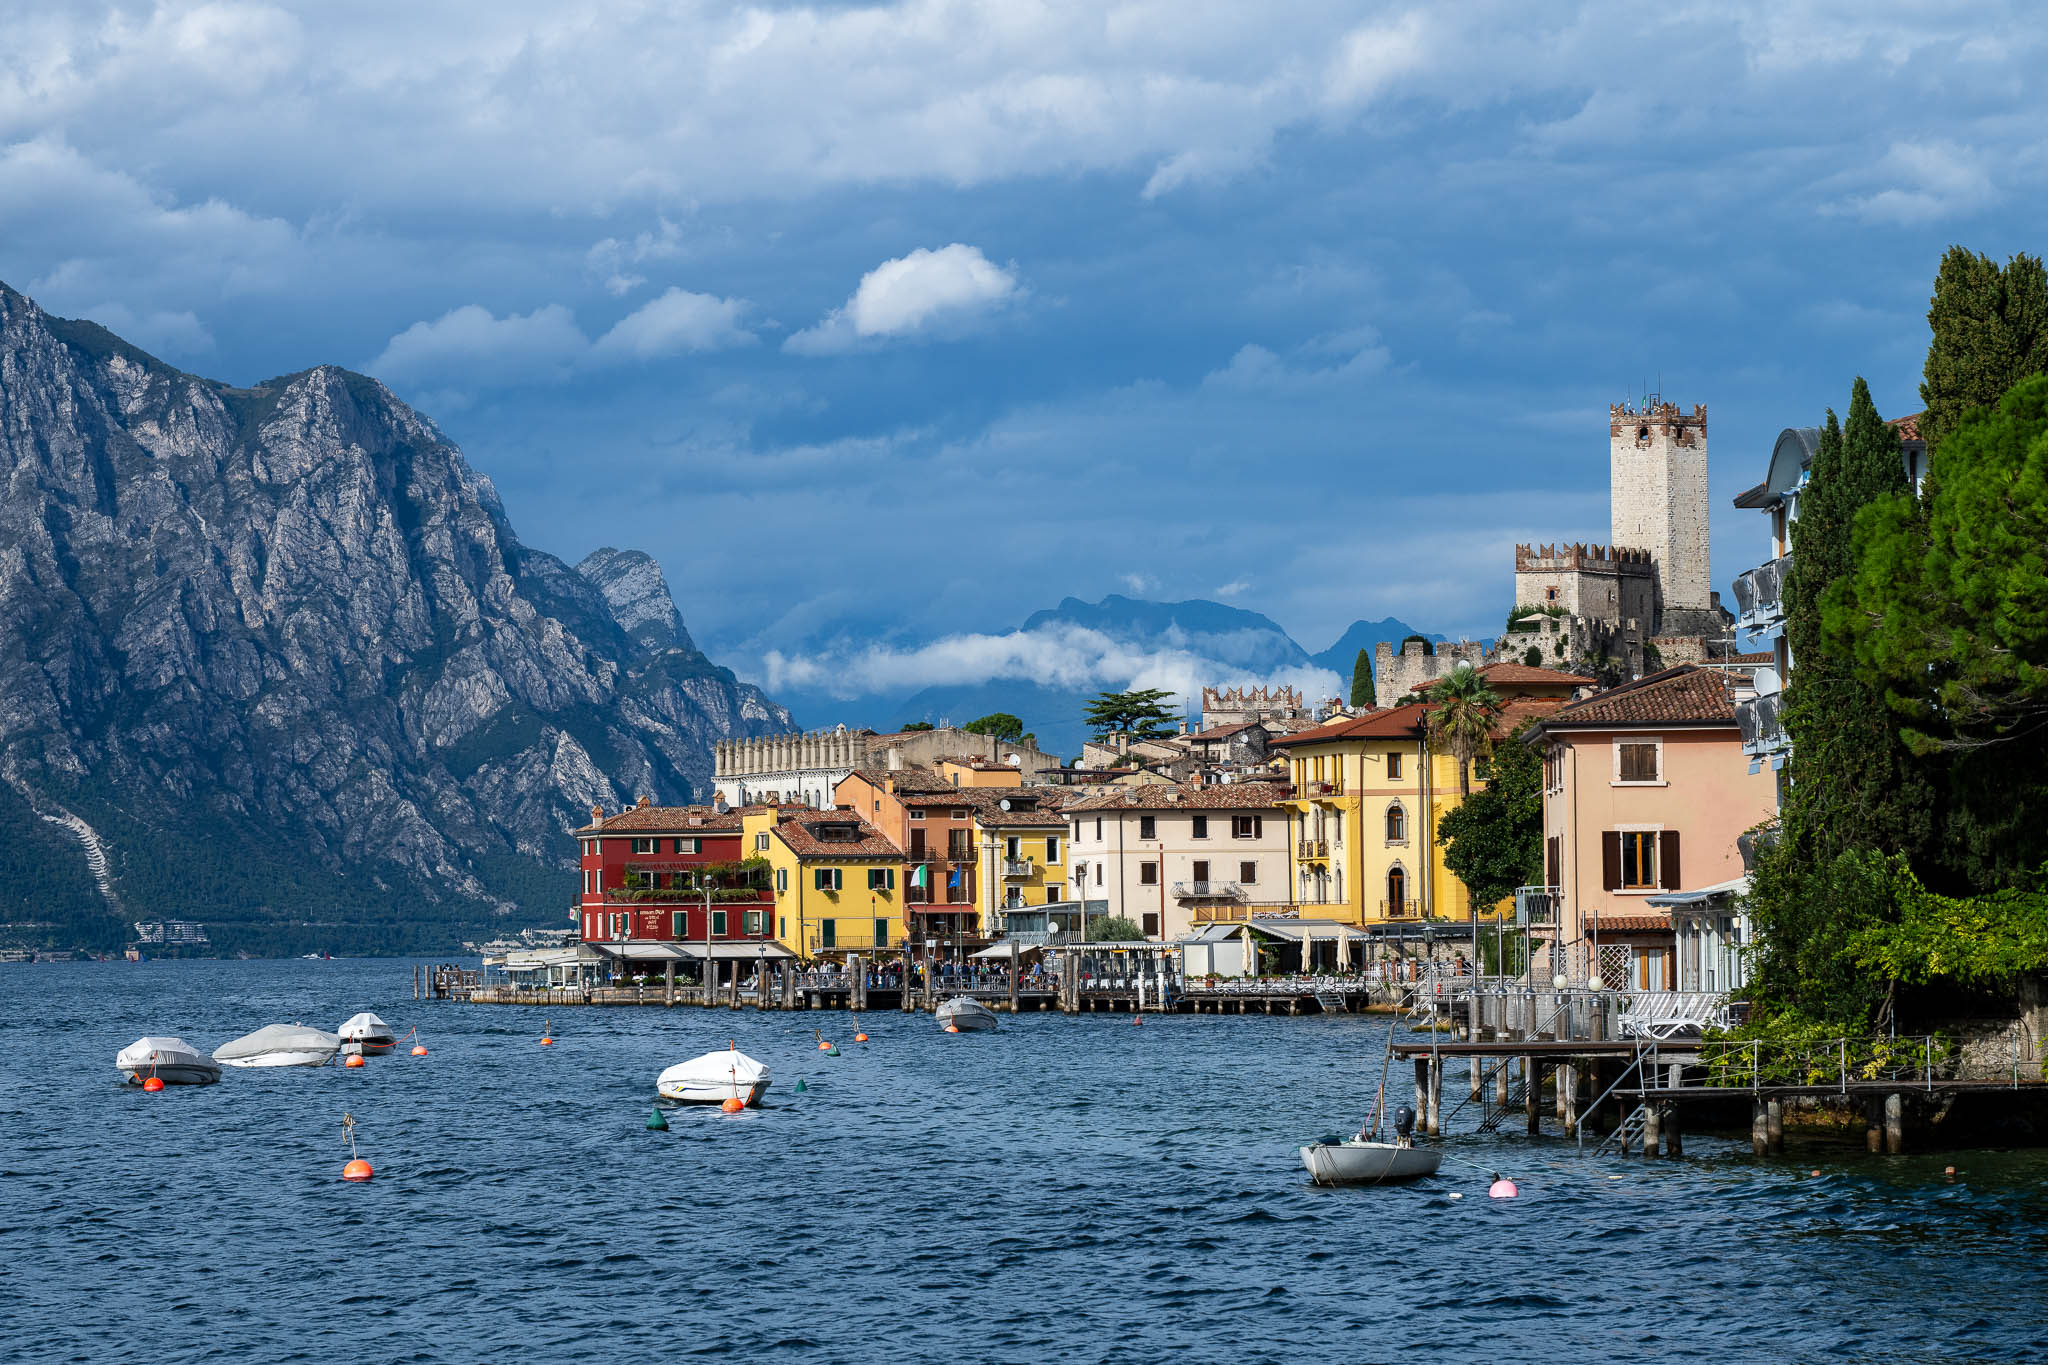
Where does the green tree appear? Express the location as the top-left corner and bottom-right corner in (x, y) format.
(962, 712), (1025, 741)
(1835, 373), (2048, 887)
(1087, 914), (1146, 941)
(1436, 722), (1544, 914)
(1919, 247), (2048, 453)
(1350, 648), (1374, 709)
(900, 721), (935, 732)
(1423, 665), (1503, 798)
(1083, 688), (1178, 741)
(1746, 380), (1940, 1028)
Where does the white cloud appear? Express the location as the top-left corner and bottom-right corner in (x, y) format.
(1823, 139), (1999, 224)
(1118, 572), (1158, 595)
(785, 244), (1019, 355)
(593, 288), (755, 358)
(369, 289), (755, 390)
(1215, 580), (1251, 598)
(585, 219), (688, 297)
(369, 303), (587, 388)
(1203, 327), (1390, 392)
(761, 621), (1342, 705)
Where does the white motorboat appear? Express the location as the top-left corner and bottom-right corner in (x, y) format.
(116, 1036), (221, 1086)
(212, 1023), (343, 1068)
(1299, 1138), (1442, 1186)
(656, 1045), (770, 1106)
(935, 996), (998, 1032)
(337, 1011), (397, 1054)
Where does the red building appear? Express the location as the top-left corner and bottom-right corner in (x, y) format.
(574, 800), (778, 952)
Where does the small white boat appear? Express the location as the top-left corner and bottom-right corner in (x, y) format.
(935, 996), (998, 1032)
(212, 1023), (343, 1068)
(116, 1036), (220, 1086)
(337, 1011), (397, 1054)
(656, 1046), (770, 1106)
(1299, 1139), (1443, 1186)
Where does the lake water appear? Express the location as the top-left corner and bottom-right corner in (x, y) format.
(4, 958), (2045, 1363)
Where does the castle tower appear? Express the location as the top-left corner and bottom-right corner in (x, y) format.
(1610, 400), (1710, 625)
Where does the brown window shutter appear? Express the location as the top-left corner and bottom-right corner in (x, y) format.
(1547, 835), (1561, 887)
(1659, 830), (1681, 890)
(1601, 831), (1622, 891)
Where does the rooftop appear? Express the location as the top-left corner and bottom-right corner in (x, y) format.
(1063, 780), (1288, 812)
(1527, 664), (1736, 731)
(575, 802), (749, 835)
(771, 813), (905, 859)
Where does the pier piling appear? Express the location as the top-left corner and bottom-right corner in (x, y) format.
(1765, 1099), (1785, 1154)
(1641, 1102), (1661, 1157)
(1884, 1093), (1905, 1154)
(1751, 1099), (1769, 1155)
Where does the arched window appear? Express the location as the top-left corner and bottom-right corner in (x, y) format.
(1385, 803), (1406, 843)
(1386, 866), (1407, 916)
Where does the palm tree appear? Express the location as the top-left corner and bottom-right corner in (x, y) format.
(1425, 666), (1505, 798)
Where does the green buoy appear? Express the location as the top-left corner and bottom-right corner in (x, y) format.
(823, 1044), (840, 1057)
(647, 1106), (669, 1131)
(794, 1079), (807, 1093)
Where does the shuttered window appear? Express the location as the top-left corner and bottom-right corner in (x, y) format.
(1603, 831), (1672, 890)
(1618, 742), (1660, 783)
(814, 868), (842, 891)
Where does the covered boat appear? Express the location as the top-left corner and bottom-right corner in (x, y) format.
(657, 1045), (770, 1106)
(212, 1023), (343, 1068)
(1298, 1139), (1442, 1186)
(116, 1036), (220, 1086)
(935, 996), (998, 1032)
(337, 1011), (397, 1054)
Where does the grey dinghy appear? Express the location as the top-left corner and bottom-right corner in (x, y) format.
(116, 1036), (221, 1086)
(1299, 1138), (1442, 1186)
(935, 996), (998, 1031)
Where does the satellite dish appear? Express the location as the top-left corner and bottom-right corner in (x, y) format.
(998, 798), (1013, 811)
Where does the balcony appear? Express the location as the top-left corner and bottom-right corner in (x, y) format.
(1736, 692), (1789, 758)
(1172, 880), (1246, 901)
(1378, 899), (1421, 921)
(1298, 839), (1329, 860)
(1002, 859), (1036, 879)
(1733, 553), (1792, 632)
(1514, 885), (1560, 927)
(1308, 780), (1345, 798)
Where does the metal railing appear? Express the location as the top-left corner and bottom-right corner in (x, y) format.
(1002, 859), (1036, 878)
(1732, 553), (1792, 629)
(1378, 899), (1420, 920)
(1513, 885), (1560, 927)
(1298, 839), (1328, 859)
(1736, 692), (1788, 756)
(1308, 781), (1344, 797)
(1172, 880), (1245, 900)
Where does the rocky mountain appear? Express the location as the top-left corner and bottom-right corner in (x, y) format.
(0, 284), (789, 954)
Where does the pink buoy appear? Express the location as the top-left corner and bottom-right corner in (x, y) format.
(1488, 1179), (1518, 1199)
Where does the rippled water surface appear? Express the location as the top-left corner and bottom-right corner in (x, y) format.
(5, 959), (2047, 1363)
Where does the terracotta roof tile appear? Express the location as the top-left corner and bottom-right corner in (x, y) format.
(1534, 665), (1736, 729)
(576, 804), (747, 835)
(1063, 781), (1288, 812)
(771, 814), (905, 860)
(1592, 912), (1672, 933)
(1268, 708), (1431, 747)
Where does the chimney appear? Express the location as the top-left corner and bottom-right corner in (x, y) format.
(636, 794), (651, 809)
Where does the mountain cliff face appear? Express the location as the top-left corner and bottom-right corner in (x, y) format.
(0, 284), (789, 953)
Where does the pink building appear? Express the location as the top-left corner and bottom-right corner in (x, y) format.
(1522, 666), (1777, 992)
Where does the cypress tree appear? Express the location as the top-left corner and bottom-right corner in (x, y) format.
(1350, 648), (1374, 709)
(1747, 381), (1941, 1026)
(1920, 247), (2048, 452)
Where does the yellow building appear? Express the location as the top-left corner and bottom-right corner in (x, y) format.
(1270, 707), (1475, 927)
(935, 757), (1028, 789)
(967, 789), (1069, 937)
(743, 807), (907, 960)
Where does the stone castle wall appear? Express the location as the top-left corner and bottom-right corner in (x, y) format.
(1202, 685), (1306, 728)
(1373, 638), (1495, 709)
(1512, 542), (1657, 627)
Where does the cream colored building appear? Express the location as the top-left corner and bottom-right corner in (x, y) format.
(1063, 782), (1291, 941)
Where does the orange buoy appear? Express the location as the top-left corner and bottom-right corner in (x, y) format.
(944, 1024), (960, 1034)
(854, 1032), (868, 1043)
(342, 1158), (374, 1182)
(817, 1039), (833, 1050)
(1132, 1016), (1143, 1027)
(142, 1076), (165, 1092)
(720, 1097), (746, 1113)
(411, 1045), (428, 1056)
(343, 1054), (366, 1068)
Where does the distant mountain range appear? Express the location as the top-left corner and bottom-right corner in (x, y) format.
(768, 595), (1441, 755)
(0, 284), (788, 955)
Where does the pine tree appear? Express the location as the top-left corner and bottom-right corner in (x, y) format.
(1349, 648), (1374, 709)
(1920, 247), (2048, 452)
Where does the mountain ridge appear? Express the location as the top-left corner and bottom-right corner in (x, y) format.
(0, 283), (789, 954)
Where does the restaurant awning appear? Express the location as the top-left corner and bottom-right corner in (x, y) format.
(593, 942), (694, 962)
(593, 940), (797, 962)
(1646, 876), (1751, 908)
(970, 941), (1047, 958)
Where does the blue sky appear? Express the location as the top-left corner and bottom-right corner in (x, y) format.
(2, 1), (2042, 709)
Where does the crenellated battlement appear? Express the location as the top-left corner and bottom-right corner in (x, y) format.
(1514, 542), (1655, 572)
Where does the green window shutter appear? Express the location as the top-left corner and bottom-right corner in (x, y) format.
(887, 868), (897, 890)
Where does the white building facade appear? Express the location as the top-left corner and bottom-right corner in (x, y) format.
(1064, 783), (1293, 941)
